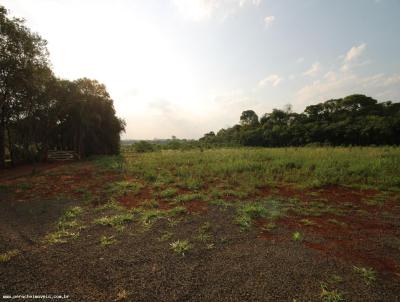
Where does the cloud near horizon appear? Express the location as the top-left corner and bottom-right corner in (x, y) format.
(1, 0), (399, 139)
(295, 44), (400, 108)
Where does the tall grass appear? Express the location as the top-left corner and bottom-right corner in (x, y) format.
(113, 147), (400, 190)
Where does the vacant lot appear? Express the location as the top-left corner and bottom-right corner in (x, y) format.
(1, 147), (399, 301)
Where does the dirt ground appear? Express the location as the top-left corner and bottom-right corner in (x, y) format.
(0, 161), (399, 301)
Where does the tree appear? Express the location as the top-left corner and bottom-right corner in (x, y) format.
(0, 5), (125, 167)
(0, 5), (49, 166)
(240, 110), (259, 127)
(202, 95), (400, 147)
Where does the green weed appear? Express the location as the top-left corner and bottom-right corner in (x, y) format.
(107, 181), (143, 197)
(262, 222), (277, 231)
(320, 284), (344, 302)
(158, 231), (173, 242)
(300, 219), (316, 226)
(95, 198), (124, 212)
(100, 235), (117, 246)
(159, 188), (178, 198)
(353, 266), (376, 284)
(175, 193), (205, 203)
(0, 249), (20, 262)
(44, 230), (79, 244)
(170, 240), (192, 256)
(94, 213), (134, 230)
(292, 231), (303, 241)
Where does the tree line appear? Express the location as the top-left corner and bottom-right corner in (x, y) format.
(200, 94), (400, 147)
(0, 6), (125, 168)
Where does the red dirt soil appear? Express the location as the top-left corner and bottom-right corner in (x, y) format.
(256, 185), (400, 277)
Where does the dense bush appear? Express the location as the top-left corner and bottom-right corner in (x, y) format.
(0, 5), (125, 167)
(200, 95), (400, 147)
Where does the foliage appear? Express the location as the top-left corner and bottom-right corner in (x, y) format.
(353, 266), (376, 284)
(0, 249), (20, 262)
(122, 147), (400, 191)
(320, 284), (344, 302)
(94, 213), (134, 230)
(292, 231), (303, 241)
(100, 235), (117, 246)
(133, 141), (157, 153)
(200, 95), (400, 147)
(0, 5), (125, 167)
(170, 240), (192, 256)
(44, 206), (84, 244)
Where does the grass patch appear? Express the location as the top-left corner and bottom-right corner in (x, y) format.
(292, 231), (303, 241)
(0, 184), (10, 193)
(106, 181), (143, 197)
(195, 222), (213, 242)
(44, 206), (84, 244)
(300, 218), (316, 226)
(159, 188), (178, 198)
(208, 199), (232, 209)
(235, 199), (288, 231)
(0, 249), (20, 262)
(95, 198), (125, 212)
(170, 240), (192, 256)
(158, 231), (173, 242)
(175, 193), (205, 203)
(141, 199), (159, 209)
(353, 266), (376, 284)
(94, 213), (134, 230)
(261, 222), (277, 231)
(115, 289), (130, 301)
(100, 235), (117, 246)
(320, 284), (344, 302)
(44, 230), (80, 244)
(122, 147), (400, 191)
(16, 182), (33, 191)
(328, 219), (347, 227)
(168, 206), (187, 216)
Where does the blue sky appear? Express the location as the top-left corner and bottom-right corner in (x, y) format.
(1, 0), (399, 139)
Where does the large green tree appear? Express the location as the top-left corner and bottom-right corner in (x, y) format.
(0, 5), (125, 168)
(202, 94), (400, 147)
(0, 5), (49, 167)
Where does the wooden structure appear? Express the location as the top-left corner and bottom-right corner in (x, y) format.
(47, 150), (80, 161)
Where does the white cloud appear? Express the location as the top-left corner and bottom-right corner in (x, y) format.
(295, 42), (400, 109)
(240, 0), (262, 6)
(344, 43), (366, 62)
(303, 62), (321, 77)
(296, 71), (400, 108)
(259, 74), (283, 87)
(172, 0), (218, 21)
(264, 15), (275, 27)
(172, 0), (262, 21)
(341, 43), (368, 72)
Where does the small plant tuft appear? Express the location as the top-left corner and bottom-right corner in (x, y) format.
(100, 235), (117, 246)
(0, 249), (20, 262)
(353, 266), (376, 284)
(292, 231), (303, 241)
(170, 240), (192, 256)
(320, 284), (344, 302)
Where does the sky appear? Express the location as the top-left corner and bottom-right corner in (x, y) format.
(1, 0), (400, 139)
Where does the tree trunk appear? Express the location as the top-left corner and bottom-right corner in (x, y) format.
(6, 125), (14, 166)
(0, 114), (5, 169)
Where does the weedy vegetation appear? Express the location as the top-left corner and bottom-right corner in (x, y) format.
(44, 206), (85, 244)
(353, 266), (377, 284)
(100, 235), (117, 246)
(170, 240), (192, 256)
(320, 284), (344, 302)
(0, 249), (20, 263)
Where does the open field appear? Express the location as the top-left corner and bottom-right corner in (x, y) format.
(1, 147), (400, 301)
